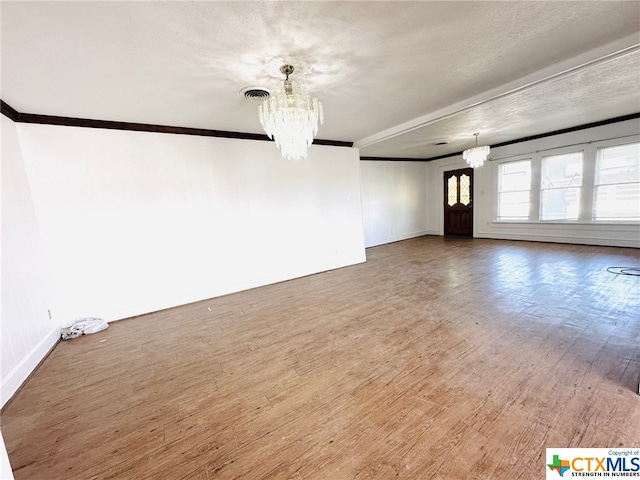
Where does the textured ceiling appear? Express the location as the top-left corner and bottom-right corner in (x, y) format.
(2, 1), (639, 159)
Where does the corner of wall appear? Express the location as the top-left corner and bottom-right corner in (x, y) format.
(1, 326), (60, 408)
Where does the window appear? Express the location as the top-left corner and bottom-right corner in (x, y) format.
(593, 142), (640, 221)
(494, 137), (639, 225)
(498, 160), (531, 220)
(448, 173), (470, 206)
(447, 176), (457, 206)
(540, 152), (583, 220)
(460, 174), (471, 206)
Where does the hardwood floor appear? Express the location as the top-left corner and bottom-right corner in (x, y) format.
(2, 236), (639, 479)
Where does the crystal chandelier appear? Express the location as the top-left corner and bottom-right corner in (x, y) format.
(463, 132), (490, 168)
(258, 65), (324, 160)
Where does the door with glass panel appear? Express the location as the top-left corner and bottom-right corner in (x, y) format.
(444, 168), (473, 236)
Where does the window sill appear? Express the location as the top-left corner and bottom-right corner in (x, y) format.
(491, 220), (639, 226)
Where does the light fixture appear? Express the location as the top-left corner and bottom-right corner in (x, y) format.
(258, 64), (324, 160)
(463, 133), (490, 168)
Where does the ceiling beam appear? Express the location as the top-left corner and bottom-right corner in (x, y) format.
(360, 113), (640, 162)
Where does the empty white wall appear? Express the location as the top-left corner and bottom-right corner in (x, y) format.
(425, 119), (640, 248)
(15, 124), (365, 324)
(1, 116), (59, 408)
(359, 161), (428, 247)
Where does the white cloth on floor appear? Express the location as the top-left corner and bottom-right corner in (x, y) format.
(61, 318), (108, 340)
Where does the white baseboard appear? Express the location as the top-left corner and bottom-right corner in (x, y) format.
(365, 230), (429, 248)
(0, 431), (15, 480)
(1, 326), (60, 408)
(475, 230), (640, 248)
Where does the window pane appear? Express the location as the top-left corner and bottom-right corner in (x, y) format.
(593, 143), (640, 221)
(540, 152), (583, 220)
(498, 191), (529, 220)
(595, 143), (640, 186)
(498, 160), (531, 221)
(447, 176), (457, 206)
(460, 174), (470, 206)
(499, 160), (531, 192)
(541, 152), (583, 188)
(541, 187), (581, 220)
(594, 184), (640, 221)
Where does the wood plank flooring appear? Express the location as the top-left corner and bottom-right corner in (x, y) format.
(2, 236), (640, 479)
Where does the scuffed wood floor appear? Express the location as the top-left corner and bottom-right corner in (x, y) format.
(2, 237), (640, 479)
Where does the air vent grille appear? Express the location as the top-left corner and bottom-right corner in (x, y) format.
(241, 87), (270, 101)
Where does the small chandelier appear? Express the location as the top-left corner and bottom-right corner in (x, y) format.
(463, 132), (490, 168)
(258, 64), (324, 160)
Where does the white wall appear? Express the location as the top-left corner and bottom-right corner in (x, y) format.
(1, 116), (59, 408)
(1, 121), (365, 407)
(359, 161), (428, 247)
(425, 119), (640, 248)
(16, 124), (366, 323)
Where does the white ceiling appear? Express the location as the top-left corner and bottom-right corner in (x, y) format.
(2, 1), (639, 159)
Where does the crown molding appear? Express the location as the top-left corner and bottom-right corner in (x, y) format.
(3, 101), (635, 161)
(360, 156), (431, 162)
(1, 100), (20, 122)
(0, 100), (353, 148)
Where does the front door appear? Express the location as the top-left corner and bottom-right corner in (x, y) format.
(444, 168), (473, 237)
